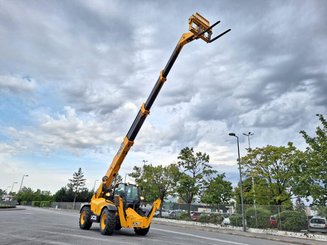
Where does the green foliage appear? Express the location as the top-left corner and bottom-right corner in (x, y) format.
(176, 147), (216, 215)
(245, 207), (271, 229)
(241, 143), (301, 206)
(40, 201), (51, 207)
(129, 163), (179, 217)
(0, 189), (5, 199)
(68, 168), (86, 203)
(198, 214), (210, 223)
(53, 186), (92, 202)
(316, 206), (327, 218)
(297, 114), (327, 205)
(130, 163), (179, 203)
(15, 187), (54, 202)
(179, 211), (191, 221)
(201, 173), (233, 207)
(278, 210), (307, 232)
(32, 201), (40, 207)
(230, 214), (243, 227)
(208, 213), (223, 224)
(20, 201), (28, 205)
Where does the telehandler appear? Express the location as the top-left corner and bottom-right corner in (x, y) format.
(79, 13), (230, 236)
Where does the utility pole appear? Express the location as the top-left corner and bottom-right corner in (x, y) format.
(229, 133), (246, 232)
(243, 131), (257, 227)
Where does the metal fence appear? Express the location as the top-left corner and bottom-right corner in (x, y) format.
(155, 202), (327, 233)
(0, 200), (17, 208)
(18, 200), (327, 234)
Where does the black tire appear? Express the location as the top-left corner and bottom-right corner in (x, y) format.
(115, 218), (122, 231)
(79, 206), (92, 230)
(134, 226), (150, 236)
(136, 208), (146, 216)
(100, 208), (116, 235)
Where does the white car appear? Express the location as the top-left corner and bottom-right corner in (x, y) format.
(222, 217), (230, 225)
(308, 217), (327, 233)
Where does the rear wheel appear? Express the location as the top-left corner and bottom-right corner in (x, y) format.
(134, 226), (150, 236)
(100, 208), (116, 235)
(79, 206), (92, 230)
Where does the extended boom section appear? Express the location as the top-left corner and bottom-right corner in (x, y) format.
(80, 13), (230, 237)
(95, 13), (230, 198)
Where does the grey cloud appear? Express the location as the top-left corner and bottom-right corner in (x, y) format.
(0, 75), (35, 93)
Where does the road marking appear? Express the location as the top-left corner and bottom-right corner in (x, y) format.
(0, 232), (70, 245)
(41, 230), (132, 244)
(151, 228), (250, 245)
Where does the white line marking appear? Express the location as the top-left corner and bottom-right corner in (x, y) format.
(41, 230), (132, 244)
(151, 228), (250, 245)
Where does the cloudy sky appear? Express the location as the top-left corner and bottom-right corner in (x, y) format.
(0, 0), (326, 194)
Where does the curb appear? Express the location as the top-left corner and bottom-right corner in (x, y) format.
(0, 207), (26, 211)
(153, 218), (327, 244)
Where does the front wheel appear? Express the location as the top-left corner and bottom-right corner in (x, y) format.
(134, 226), (150, 236)
(79, 206), (92, 230)
(100, 208), (116, 235)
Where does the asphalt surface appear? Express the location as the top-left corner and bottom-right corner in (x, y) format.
(0, 207), (325, 245)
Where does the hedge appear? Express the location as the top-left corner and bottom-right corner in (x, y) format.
(32, 201), (40, 207)
(278, 210), (307, 232)
(246, 207), (271, 229)
(230, 214), (243, 227)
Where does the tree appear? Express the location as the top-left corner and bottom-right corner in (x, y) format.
(129, 163), (179, 217)
(241, 143), (301, 207)
(53, 187), (74, 202)
(176, 147), (216, 216)
(14, 187), (53, 203)
(68, 168), (86, 207)
(296, 114), (327, 205)
(0, 189), (5, 199)
(201, 173), (233, 209)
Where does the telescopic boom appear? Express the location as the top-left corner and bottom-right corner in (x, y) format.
(94, 13), (230, 199)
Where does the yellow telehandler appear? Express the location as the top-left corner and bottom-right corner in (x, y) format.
(79, 13), (230, 236)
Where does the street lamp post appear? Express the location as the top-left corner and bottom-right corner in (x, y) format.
(10, 182), (18, 193)
(229, 132), (246, 232)
(243, 131), (257, 227)
(19, 174), (29, 192)
(243, 132), (254, 151)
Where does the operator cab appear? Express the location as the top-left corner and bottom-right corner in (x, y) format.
(113, 183), (142, 209)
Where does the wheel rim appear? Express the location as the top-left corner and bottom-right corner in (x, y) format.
(80, 211), (86, 225)
(100, 212), (107, 230)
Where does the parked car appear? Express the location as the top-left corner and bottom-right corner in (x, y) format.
(308, 217), (327, 233)
(169, 209), (183, 219)
(190, 211), (201, 221)
(268, 216), (277, 228)
(154, 209), (170, 218)
(221, 217), (230, 225)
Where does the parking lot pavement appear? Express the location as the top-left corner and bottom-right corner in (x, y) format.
(0, 207), (326, 245)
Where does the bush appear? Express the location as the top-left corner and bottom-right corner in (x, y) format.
(246, 207), (271, 229)
(198, 214), (210, 223)
(230, 214), (243, 227)
(180, 212), (191, 221)
(40, 201), (51, 207)
(209, 213), (223, 224)
(316, 206), (327, 218)
(278, 210), (307, 232)
(32, 201), (40, 207)
(20, 201), (28, 205)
